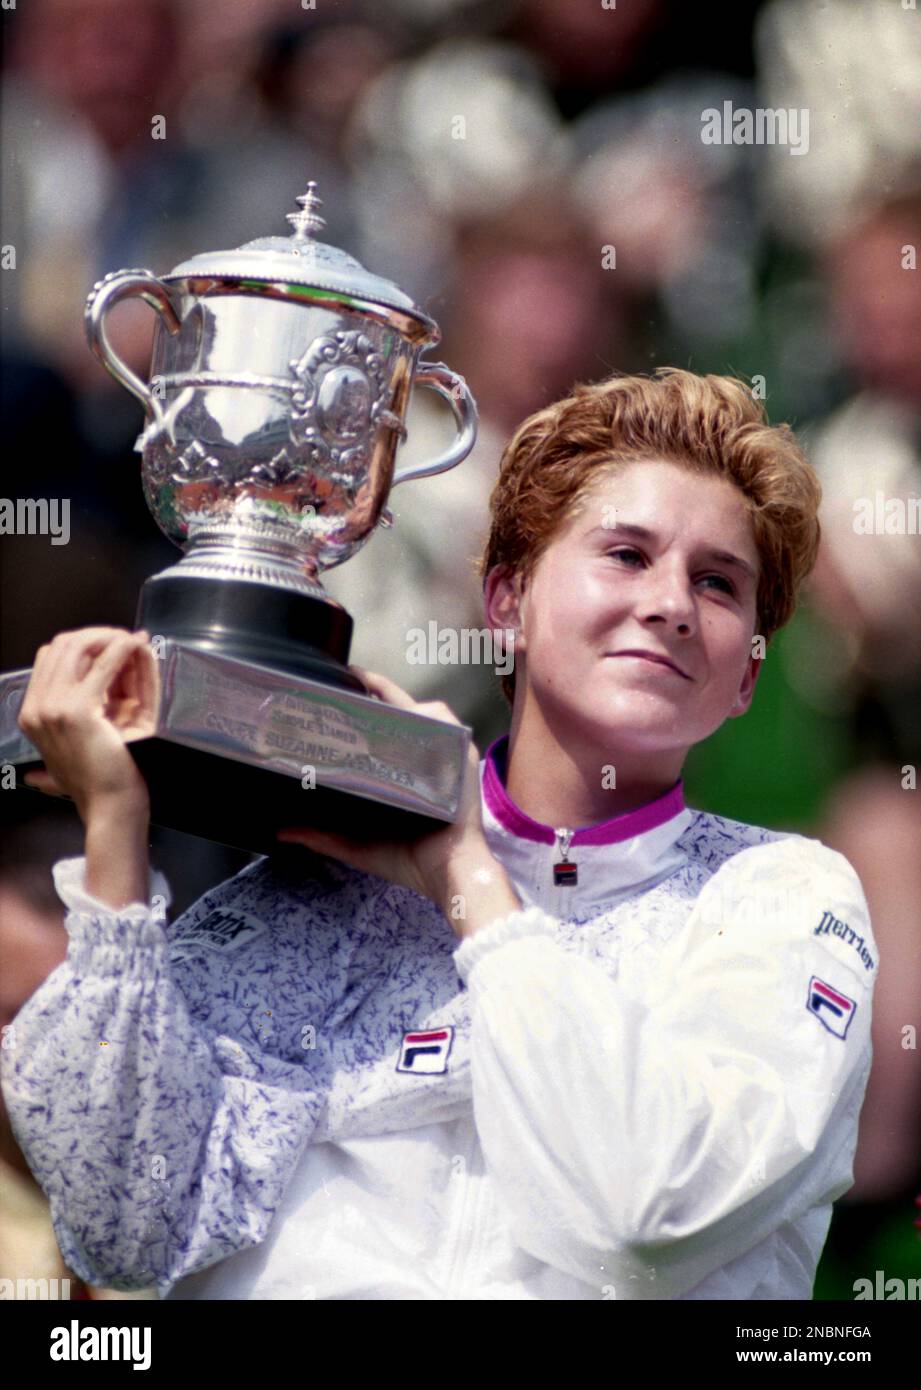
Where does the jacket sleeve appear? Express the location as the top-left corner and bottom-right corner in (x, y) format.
(0, 853), (343, 1299)
(452, 836), (877, 1299)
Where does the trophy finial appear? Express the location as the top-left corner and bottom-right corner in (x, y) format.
(286, 182), (327, 241)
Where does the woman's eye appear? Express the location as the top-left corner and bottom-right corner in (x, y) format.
(607, 549), (736, 596)
(700, 574), (736, 595)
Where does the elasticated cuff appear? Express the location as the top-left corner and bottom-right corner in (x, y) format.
(51, 856), (173, 971)
(452, 904), (557, 985)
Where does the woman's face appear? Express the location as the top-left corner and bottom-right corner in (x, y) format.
(492, 458), (763, 757)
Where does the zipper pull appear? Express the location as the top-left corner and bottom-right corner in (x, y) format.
(552, 827), (578, 886)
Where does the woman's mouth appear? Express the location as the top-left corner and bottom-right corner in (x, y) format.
(607, 650), (693, 679)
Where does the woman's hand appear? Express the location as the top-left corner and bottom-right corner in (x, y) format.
(276, 667), (502, 918)
(17, 627), (157, 824)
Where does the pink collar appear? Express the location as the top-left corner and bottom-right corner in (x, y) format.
(482, 734), (686, 845)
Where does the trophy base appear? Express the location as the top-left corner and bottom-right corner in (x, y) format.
(0, 640), (470, 856)
(128, 740), (440, 854)
(9, 747), (447, 854)
(138, 571), (366, 692)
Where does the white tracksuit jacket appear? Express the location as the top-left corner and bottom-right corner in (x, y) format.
(1, 734), (877, 1300)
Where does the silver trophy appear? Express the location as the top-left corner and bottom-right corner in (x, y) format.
(0, 183), (478, 851)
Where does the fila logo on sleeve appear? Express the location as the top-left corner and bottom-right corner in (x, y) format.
(396, 1026), (454, 1074)
(807, 976), (857, 1040)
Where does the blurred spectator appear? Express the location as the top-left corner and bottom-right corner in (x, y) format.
(343, 34), (569, 301)
(569, 73), (762, 346)
(2, 0), (194, 396)
(804, 191), (921, 1212)
(177, 4), (415, 262)
(756, 0), (921, 247)
(0, 347), (174, 676)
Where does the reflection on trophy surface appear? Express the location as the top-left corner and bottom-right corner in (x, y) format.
(0, 183), (479, 852)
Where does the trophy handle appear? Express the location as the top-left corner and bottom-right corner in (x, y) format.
(84, 269), (182, 426)
(391, 360), (478, 487)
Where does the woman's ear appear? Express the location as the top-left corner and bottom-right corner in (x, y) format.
(483, 564), (523, 640)
(727, 648), (764, 719)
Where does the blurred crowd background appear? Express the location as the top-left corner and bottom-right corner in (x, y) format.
(1, 0), (919, 1301)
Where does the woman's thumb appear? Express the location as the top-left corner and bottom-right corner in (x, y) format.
(23, 768), (66, 796)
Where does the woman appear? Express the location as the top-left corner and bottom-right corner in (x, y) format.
(2, 368), (877, 1300)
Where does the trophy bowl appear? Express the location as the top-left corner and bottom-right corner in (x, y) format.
(84, 181), (478, 690)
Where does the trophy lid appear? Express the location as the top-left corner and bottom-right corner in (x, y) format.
(164, 182), (436, 331)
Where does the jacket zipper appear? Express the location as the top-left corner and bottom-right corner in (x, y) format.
(552, 826), (578, 917)
(442, 832), (578, 1293)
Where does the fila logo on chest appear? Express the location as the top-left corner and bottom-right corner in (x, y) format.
(396, 1026), (454, 1074)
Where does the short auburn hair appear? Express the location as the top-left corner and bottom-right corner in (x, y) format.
(478, 367), (822, 706)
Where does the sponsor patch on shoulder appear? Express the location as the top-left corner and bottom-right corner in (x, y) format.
(806, 975), (857, 1040)
(169, 907), (267, 962)
(813, 909), (875, 972)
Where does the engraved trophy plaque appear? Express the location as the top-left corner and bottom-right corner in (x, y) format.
(0, 184), (478, 852)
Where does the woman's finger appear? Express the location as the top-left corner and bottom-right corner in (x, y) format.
(276, 826), (357, 854)
(349, 668), (463, 729)
(349, 666), (419, 711)
(103, 636), (159, 736)
(23, 768), (66, 796)
(129, 636), (160, 735)
(23, 639), (75, 709)
(276, 825), (375, 876)
(44, 628), (136, 687)
(82, 633), (151, 701)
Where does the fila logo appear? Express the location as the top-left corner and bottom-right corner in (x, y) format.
(396, 1026), (454, 1074)
(807, 976), (857, 1040)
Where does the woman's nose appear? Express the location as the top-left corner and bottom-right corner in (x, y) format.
(635, 566), (697, 632)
